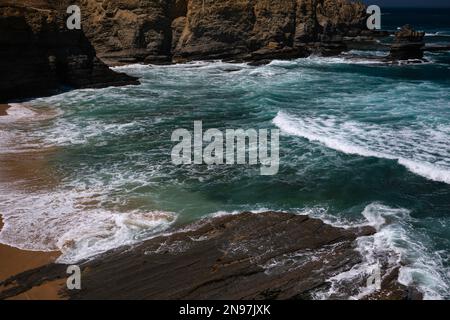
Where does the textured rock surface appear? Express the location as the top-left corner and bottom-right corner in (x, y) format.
(389, 24), (425, 60)
(0, 212), (420, 300)
(0, 0), (139, 103)
(77, 0), (369, 64)
(78, 0), (177, 65)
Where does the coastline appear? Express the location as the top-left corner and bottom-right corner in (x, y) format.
(0, 2), (447, 301)
(0, 212), (422, 300)
(0, 101), (65, 299)
(0, 61), (441, 300)
(0, 216), (63, 299)
(0, 113), (64, 299)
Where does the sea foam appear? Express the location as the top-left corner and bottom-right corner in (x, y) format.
(310, 203), (449, 300)
(273, 111), (450, 184)
(209, 205), (449, 300)
(0, 186), (176, 263)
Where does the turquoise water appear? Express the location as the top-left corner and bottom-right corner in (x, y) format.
(1, 9), (450, 299)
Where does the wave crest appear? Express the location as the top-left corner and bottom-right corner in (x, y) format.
(273, 111), (450, 184)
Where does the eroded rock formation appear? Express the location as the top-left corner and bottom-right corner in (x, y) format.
(389, 24), (425, 61)
(77, 0), (370, 64)
(0, 0), (381, 102)
(0, 0), (139, 103)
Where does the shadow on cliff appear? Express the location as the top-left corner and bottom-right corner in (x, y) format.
(0, 7), (139, 103)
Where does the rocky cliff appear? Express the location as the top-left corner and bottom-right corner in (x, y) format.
(77, 0), (369, 65)
(0, 0), (372, 102)
(0, 0), (139, 103)
(0, 212), (421, 300)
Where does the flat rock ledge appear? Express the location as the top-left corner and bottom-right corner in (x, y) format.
(0, 212), (421, 300)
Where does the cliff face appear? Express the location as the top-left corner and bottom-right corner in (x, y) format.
(389, 24), (425, 61)
(78, 0), (368, 64)
(0, 0), (139, 103)
(78, 0), (177, 64)
(0, 0), (369, 102)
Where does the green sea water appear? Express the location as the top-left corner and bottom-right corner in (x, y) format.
(1, 8), (450, 299)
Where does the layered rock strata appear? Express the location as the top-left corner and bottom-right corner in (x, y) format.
(0, 212), (421, 300)
(389, 24), (425, 60)
(76, 0), (370, 65)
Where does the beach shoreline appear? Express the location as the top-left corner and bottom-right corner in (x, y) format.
(0, 215), (64, 299)
(0, 104), (66, 299)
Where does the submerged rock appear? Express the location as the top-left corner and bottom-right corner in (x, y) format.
(0, 212), (421, 300)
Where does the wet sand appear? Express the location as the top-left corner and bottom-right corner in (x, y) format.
(0, 104), (10, 116)
(0, 103), (66, 299)
(0, 215), (64, 299)
(0, 147), (61, 190)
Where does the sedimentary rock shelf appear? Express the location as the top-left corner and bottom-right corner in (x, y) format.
(0, 212), (420, 300)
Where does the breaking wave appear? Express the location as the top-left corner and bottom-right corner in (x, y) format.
(273, 111), (450, 184)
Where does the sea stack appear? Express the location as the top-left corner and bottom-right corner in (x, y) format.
(389, 24), (425, 61)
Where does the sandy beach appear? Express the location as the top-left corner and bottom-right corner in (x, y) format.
(0, 216), (64, 299)
(0, 104), (65, 299)
(0, 147), (61, 190)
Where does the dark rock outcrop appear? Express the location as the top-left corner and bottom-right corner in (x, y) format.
(0, 1), (139, 103)
(389, 24), (425, 61)
(0, 0), (378, 101)
(0, 212), (419, 300)
(77, 0), (370, 65)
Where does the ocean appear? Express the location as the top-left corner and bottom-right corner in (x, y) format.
(0, 8), (449, 299)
